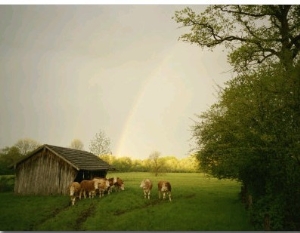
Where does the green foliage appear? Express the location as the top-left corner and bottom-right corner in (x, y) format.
(176, 5), (300, 230)
(0, 175), (14, 192)
(0, 139), (40, 175)
(0, 146), (22, 175)
(193, 63), (300, 230)
(0, 173), (253, 231)
(99, 153), (199, 173)
(173, 5), (300, 73)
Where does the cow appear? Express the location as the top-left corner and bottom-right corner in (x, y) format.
(107, 177), (124, 193)
(79, 179), (99, 199)
(140, 179), (152, 199)
(93, 177), (110, 198)
(158, 181), (172, 202)
(69, 182), (81, 206)
(107, 177), (115, 194)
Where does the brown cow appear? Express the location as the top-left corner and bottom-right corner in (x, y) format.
(140, 179), (152, 199)
(69, 182), (81, 206)
(107, 178), (115, 194)
(158, 181), (172, 202)
(107, 177), (124, 193)
(93, 177), (110, 198)
(79, 180), (99, 199)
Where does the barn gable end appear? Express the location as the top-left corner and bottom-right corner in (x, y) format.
(13, 144), (114, 195)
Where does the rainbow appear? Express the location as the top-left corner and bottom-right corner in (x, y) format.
(114, 47), (175, 158)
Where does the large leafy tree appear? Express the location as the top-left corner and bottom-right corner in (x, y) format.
(175, 5), (300, 230)
(192, 61), (300, 230)
(173, 5), (300, 73)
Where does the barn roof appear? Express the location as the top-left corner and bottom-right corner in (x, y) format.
(13, 144), (114, 171)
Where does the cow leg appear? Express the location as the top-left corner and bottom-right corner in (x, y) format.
(148, 191), (150, 199)
(163, 192), (166, 200)
(168, 192), (172, 202)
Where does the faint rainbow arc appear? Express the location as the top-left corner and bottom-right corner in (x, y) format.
(114, 49), (174, 158)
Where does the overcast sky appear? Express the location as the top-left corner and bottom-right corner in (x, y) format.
(0, 5), (232, 159)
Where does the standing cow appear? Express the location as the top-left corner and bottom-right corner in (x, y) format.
(158, 181), (172, 202)
(107, 177), (125, 193)
(69, 182), (81, 206)
(79, 179), (100, 199)
(93, 177), (110, 198)
(140, 179), (152, 199)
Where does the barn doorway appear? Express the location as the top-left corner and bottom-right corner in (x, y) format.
(74, 170), (107, 182)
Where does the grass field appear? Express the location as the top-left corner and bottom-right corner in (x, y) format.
(0, 172), (253, 231)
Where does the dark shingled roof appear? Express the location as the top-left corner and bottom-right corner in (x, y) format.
(14, 144), (114, 171)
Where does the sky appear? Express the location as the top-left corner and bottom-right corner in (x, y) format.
(0, 4), (233, 159)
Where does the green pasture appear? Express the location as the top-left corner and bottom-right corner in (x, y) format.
(0, 172), (253, 231)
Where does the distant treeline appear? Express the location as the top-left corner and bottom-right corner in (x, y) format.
(99, 154), (199, 173)
(0, 143), (199, 175)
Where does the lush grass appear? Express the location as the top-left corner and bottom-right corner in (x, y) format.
(0, 172), (253, 231)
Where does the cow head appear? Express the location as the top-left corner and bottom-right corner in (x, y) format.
(140, 180), (145, 188)
(105, 179), (110, 189)
(93, 180), (100, 190)
(161, 182), (171, 192)
(70, 185), (75, 196)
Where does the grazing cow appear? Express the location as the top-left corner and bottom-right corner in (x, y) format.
(93, 177), (110, 198)
(107, 177), (125, 193)
(79, 180), (99, 199)
(107, 177), (115, 194)
(114, 177), (125, 192)
(158, 181), (172, 202)
(140, 179), (152, 199)
(69, 182), (81, 206)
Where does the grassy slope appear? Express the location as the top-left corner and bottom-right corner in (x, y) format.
(0, 172), (253, 231)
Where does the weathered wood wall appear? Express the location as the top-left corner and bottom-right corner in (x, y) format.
(14, 148), (77, 195)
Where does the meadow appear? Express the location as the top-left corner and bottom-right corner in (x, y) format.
(0, 172), (253, 231)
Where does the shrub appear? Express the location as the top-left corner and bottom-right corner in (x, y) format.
(0, 176), (15, 192)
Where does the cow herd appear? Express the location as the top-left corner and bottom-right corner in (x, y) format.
(69, 177), (124, 206)
(69, 177), (172, 206)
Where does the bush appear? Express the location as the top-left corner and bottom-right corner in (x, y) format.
(0, 176), (15, 192)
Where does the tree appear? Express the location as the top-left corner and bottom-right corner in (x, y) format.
(163, 156), (179, 172)
(112, 156), (132, 172)
(70, 139), (84, 150)
(174, 5), (300, 230)
(173, 5), (300, 73)
(193, 62), (300, 230)
(98, 154), (116, 165)
(14, 138), (40, 156)
(89, 130), (111, 156)
(147, 151), (165, 176)
(0, 146), (22, 175)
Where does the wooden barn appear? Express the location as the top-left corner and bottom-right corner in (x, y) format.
(12, 144), (114, 195)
